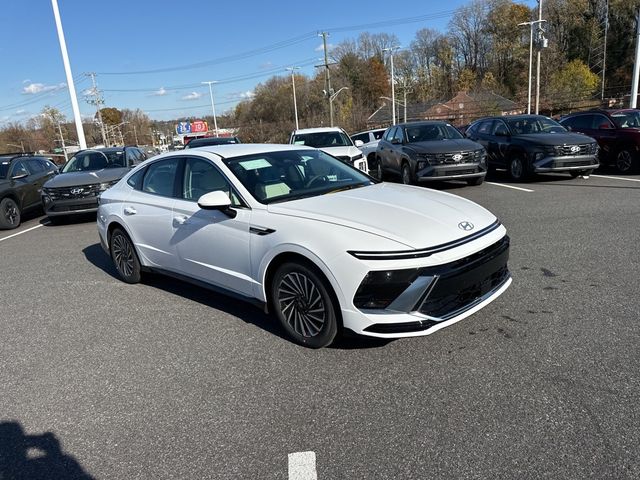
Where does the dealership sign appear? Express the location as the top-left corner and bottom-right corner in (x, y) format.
(176, 120), (208, 135)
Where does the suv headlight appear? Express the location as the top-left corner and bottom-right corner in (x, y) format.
(534, 151), (546, 161)
(352, 153), (363, 161)
(98, 180), (119, 192)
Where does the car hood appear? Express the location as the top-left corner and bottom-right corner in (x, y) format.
(267, 183), (497, 249)
(44, 168), (129, 188)
(515, 133), (595, 146)
(407, 138), (482, 154)
(319, 145), (362, 158)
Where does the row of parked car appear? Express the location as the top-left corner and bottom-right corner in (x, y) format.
(0, 108), (637, 231)
(350, 108), (640, 185)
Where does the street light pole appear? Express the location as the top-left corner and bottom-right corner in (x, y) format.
(202, 81), (219, 137)
(631, 8), (640, 108)
(51, 0), (86, 149)
(329, 87), (349, 123)
(519, 20), (546, 115)
(383, 46), (400, 125)
(286, 67), (301, 130)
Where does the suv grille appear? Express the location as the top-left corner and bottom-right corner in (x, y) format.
(45, 184), (101, 200)
(546, 144), (597, 156)
(417, 150), (479, 165)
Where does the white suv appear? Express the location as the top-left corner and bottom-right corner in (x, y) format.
(351, 128), (387, 171)
(289, 127), (368, 173)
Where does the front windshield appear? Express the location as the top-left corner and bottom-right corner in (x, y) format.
(506, 116), (566, 135)
(292, 131), (352, 148)
(405, 124), (464, 142)
(62, 150), (126, 173)
(225, 149), (373, 204)
(611, 111), (640, 128)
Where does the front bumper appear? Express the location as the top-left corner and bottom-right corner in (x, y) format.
(416, 163), (486, 182)
(333, 226), (511, 339)
(533, 154), (599, 173)
(42, 195), (99, 216)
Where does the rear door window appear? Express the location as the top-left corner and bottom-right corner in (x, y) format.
(141, 158), (180, 197)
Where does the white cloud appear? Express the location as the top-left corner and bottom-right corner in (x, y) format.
(22, 82), (66, 95)
(260, 61), (274, 69)
(239, 91), (255, 99)
(315, 43), (335, 52)
(15, 109), (27, 115)
(22, 79), (31, 84)
(82, 86), (98, 96)
(181, 91), (203, 101)
(152, 87), (168, 96)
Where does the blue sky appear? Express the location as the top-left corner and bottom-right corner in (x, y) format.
(0, 0), (534, 124)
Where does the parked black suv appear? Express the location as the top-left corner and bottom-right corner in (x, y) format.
(375, 121), (487, 185)
(0, 153), (59, 229)
(466, 115), (599, 181)
(42, 146), (147, 222)
(559, 109), (640, 173)
(185, 136), (241, 148)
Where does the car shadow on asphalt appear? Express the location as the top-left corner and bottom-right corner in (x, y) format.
(0, 421), (94, 479)
(40, 213), (97, 227)
(82, 243), (394, 350)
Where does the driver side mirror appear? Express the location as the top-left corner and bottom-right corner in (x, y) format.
(598, 122), (613, 130)
(354, 139), (364, 148)
(197, 190), (236, 218)
(391, 138), (402, 145)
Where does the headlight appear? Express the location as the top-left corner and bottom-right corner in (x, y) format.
(98, 180), (119, 192)
(352, 153), (363, 161)
(417, 161), (427, 170)
(354, 269), (422, 309)
(534, 152), (546, 161)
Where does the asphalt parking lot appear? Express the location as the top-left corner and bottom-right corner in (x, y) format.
(1, 170), (639, 479)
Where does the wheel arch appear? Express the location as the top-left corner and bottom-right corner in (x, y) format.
(262, 250), (344, 328)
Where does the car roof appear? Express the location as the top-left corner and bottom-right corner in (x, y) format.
(395, 120), (452, 127)
(351, 128), (387, 135)
(292, 127), (344, 134)
(187, 143), (315, 159)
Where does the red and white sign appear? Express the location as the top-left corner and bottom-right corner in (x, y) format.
(191, 120), (208, 133)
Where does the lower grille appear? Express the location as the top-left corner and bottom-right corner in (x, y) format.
(51, 202), (97, 212)
(417, 237), (510, 319)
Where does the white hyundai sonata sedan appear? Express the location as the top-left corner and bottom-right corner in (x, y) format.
(97, 144), (511, 348)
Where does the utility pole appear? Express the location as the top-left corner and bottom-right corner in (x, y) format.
(202, 81), (219, 137)
(383, 46), (400, 125)
(87, 72), (108, 146)
(631, 8), (640, 108)
(133, 125), (139, 145)
(51, 0), (86, 149)
(320, 32), (334, 126)
(55, 119), (68, 162)
(535, 0), (542, 114)
(519, 20), (546, 115)
(286, 67), (301, 130)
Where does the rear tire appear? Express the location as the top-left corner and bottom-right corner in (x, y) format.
(467, 176), (484, 186)
(270, 261), (338, 348)
(0, 198), (21, 230)
(110, 228), (142, 284)
(376, 158), (386, 181)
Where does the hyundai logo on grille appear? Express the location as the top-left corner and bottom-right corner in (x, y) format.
(452, 153), (463, 161)
(458, 221), (474, 231)
(570, 145), (581, 153)
(70, 188), (84, 195)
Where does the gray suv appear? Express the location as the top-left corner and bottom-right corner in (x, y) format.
(42, 146), (147, 222)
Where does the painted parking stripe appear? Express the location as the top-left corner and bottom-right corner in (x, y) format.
(288, 451), (317, 480)
(591, 174), (640, 183)
(485, 182), (534, 193)
(0, 223), (45, 243)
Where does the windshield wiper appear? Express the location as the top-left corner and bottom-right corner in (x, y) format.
(325, 183), (367, 194)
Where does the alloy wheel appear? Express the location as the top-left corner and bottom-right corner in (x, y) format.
(510, 158), (524, 179)
(277, 271), (326, 338)
(616, 150), (632, 173)
(112, 233), (135, 278)
(4, 202), (19, 226)
(401, 164), (412, 185)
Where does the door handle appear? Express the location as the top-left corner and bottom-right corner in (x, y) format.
(124, 206), (137, 215)
(173, 215), (189, 225)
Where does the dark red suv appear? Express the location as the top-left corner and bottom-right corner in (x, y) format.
(559, 109), (640, 173)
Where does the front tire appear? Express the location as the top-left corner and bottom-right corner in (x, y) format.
(615, 148), (637, 174)
(376, 157), (386, 181)
(401, 162), (415, 185)
(271, 262), (338, 348)
(508, 155), (529, 182)
(110, 228), (142, 284)
(0, 198), (21, 230)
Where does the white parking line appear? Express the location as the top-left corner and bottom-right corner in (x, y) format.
(0, 224), (45, 243)
(288, 451), (317, 480)
(592, 174), (640, 183)
(486, 182), (534, 193)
